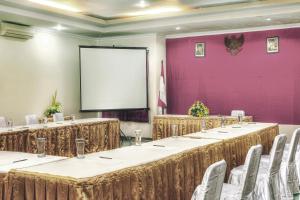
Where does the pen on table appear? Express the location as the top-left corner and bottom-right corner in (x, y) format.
(153, 144), (165, 147)
(99, 156), (112, 159)
(13, 159), (28, 163)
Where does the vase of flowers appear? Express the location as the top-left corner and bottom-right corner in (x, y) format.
(188, 101), (209, 117)
(44, 90), (62, 118)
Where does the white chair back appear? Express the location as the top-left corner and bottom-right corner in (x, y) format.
(241, 145), (263, 200)
(0, 116), (6, 128)
(287, 128), (300, 164)
(25, 114), (39, 125)
(268, 134), (287, 175)
(231, 110), (245, 117)
(192, 160), (227, 200)
(53, 113), (64, 122)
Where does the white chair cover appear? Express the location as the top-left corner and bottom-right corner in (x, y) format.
(231, 110), (245, 117)
(0, 116), (6, 128)
(53, 113), (64, 122)
(229, 134), (287, 200)
(192, 160), (227, 200)
(261, 129), (300, 199)
(25, 114), (39, 125)
(221, 145), (262, 200)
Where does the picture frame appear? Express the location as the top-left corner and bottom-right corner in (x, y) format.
(195, 42), (205, 57)
(267, 36), (279, 53)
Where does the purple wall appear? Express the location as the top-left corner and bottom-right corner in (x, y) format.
(166, 28), (300, 124)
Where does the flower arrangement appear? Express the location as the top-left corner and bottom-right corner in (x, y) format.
(44, 90), (62, 117)
(188, 101), (209, 117)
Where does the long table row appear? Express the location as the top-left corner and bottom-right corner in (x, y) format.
(0, 118), (120, 157)
(1, 122), (278, 200)
(153, 115), (253, 140)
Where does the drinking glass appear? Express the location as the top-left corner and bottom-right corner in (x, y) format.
(71, 114), (76, 122)
(221, 116), (226, 128)
(171, 124), (178, 138)
(76, 138), (85, 159)
(7, 119), (13, 131)
(36, 137), (46, 158)
(238, 114), (243, 124)
(43, 117), (48, 127)
(201, 119), (206, 132)
(135, 130), (142, 146)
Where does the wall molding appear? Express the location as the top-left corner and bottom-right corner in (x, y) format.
(166, 23), (300, 39)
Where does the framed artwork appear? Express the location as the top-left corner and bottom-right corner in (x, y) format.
(267, 36), (279, 53)
(195, 42), (205, 57)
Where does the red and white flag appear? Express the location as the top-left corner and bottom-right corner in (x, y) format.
(158, 60), (167, 115)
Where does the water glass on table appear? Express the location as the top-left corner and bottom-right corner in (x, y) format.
(76, 138), (85, 159)
(7, 119), (13, 131)
(42, 117), (48, 127)
(221, 116), (226, 128)
(71, 114), (76, 123)
(171, 124), (178, 138)
(36, 137), (46, 158)
(238, 114), (243, 124)
(135, 130), (142, 146)
(201, 119), (206, 132)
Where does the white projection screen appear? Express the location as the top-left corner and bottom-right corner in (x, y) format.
(80, 46), (148, 111)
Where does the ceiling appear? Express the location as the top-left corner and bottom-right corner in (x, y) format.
(0, 0), (300, 37)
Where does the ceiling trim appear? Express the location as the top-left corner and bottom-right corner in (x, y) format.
(0, 4), (104, 32)
(166, 23), (300, 39)
(102, 3), (300, 33)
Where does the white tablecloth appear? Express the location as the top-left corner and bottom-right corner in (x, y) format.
(0, 151), (66, 173)
(15, 137), (219, 179)
(13, 122), (277, 180)
(0, 118), (117, 134)
(184, 122), (278, 140)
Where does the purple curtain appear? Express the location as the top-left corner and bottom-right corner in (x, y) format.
(102, 110), (149, 122)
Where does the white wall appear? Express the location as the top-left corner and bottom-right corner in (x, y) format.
(97, 33), (166, 138)
(0, 30), (96, 125)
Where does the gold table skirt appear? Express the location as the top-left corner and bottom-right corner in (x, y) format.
(153, 115), (253, 140)
(0, 120), (120, 157)
(4, 125), (278, 200)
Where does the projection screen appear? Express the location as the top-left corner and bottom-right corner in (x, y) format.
(80, 46), (148, 111)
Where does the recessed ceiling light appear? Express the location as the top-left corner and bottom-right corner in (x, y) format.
(53, 24), (67, 31)
(28, 0), (81, 12)
(175, 26), (181, 30)
(127, 6), (181, 16)
(266, 18), (272, 21)
(135, 0), (149, 8)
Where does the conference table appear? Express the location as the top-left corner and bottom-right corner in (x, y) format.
(152, 115), (253, 140)
(0, 118), (120, 157)
(0, 151), (67, 199)
(5, 122), (278, 200)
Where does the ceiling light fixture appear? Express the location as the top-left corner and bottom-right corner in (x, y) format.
(135, 0), (149, 8)
(266, 18), (272, 21)
(53, 24), (67, 31)
(28, 0), (81, 12)
(175, 26), (181, 30)
(127, 6), (181, 16)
